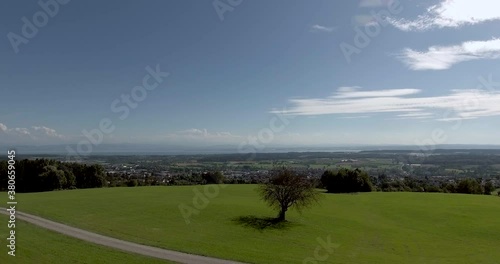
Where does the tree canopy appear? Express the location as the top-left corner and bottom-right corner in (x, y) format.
(0, 159), (106, 193)
(321, 168), (373, 193)
(258, 167), (320, 221)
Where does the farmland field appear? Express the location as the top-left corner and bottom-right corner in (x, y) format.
(8, 185), (500, 263)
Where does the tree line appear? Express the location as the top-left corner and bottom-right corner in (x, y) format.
(0, 159), (106, 193)
(371, 174), (496, 195)
(1, 159), (497, 196)
(106, 170), (225, 187)
(318, 168), (497, 195)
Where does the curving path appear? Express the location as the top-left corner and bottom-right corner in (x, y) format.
(0, 208), (247, 264)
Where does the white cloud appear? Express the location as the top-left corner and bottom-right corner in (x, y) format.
(272, 86), (500, 121)
(310, 24), (336, 33)
(397, 112), (433, 118)
(388, 0), (500, 31)
(181, 128), (209, 136)
(0, 124), (66, 144)
(334, 87), (420, 98)
(13, 128), (30, 135)
(397, 38), (500, 70)
(32, 126), (65, 138)
(338, 115), (371, 119)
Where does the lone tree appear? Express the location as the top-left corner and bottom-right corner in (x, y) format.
(258, 167), (320, 221)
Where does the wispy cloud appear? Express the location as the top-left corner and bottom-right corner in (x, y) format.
(310, 24), (336, 33)
(388, 0), (500, 31)
(359, 0), (393, 8)
(338, 115), (371, 119)
(174, 128), (236, 138)
(13, 128), (31, 135)
(396, 38), (500, 70)
(0, 123), (66, 144)
(397, 112), (433, 118)
(335, 86), (420, 98)
(162, 128), (242, 145)
(272, 86), (500, 121)
(32, 126), (65, 139)
(353, 15), (379, 26)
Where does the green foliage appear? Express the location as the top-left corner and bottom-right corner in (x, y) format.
(74, 164), (106, 189)
(372, 175), (495, 196)
(63, 170), (77, 189)
(441, 183), (457, 193)
(321, 168), (373, 193)
(126, 179), (139, 187)
(456, 178), (484, 195)
(0, 159), (106, 193)
(483, 180), (495, 195)
(39, 165), (67, 190)
(202, 171), (225, 184)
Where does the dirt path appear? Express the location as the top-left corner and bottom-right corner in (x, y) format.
(0, 208), (247, 264)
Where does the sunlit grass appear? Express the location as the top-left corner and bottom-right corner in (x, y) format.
(9, 185), (500, 264)
(0, 215), (172, 264)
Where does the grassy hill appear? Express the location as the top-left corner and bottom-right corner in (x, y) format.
(0, 215), (172, 264)
(8, 185), (500, 263)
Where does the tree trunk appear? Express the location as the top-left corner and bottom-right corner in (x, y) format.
(278, 208), (287, 221)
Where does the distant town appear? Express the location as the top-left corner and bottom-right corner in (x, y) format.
(13, 149), (500, 192)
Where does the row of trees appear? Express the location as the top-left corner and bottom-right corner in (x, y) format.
(371, 174), (496, 195)
(106, 171), (226, 187)
(317, 168), (496, 195)
(0, 159), (106, 192)
(319, 168), (497, 195)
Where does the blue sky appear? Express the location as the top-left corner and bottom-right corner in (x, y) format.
(1, 0), (500, 150)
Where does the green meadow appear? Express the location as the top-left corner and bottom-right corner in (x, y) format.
(6, 185), (500, 263)
(0, 215), (172, 264)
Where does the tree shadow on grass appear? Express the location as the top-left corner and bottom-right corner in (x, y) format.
(231, 216), (296, 231)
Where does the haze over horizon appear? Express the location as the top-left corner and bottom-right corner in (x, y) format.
(2, 0), (500, 152)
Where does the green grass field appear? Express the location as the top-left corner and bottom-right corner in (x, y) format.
(0, 215), (172, 264)
(6, 185), (500, 264)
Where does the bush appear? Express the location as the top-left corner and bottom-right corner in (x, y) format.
(202, 171), (225, 184)
(126, 179), (139, 187)
(483, 181), (494, 195)
(456, 178), (483, 195)
(425, 185), (442, 193)
(321, 168), (373, 193)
